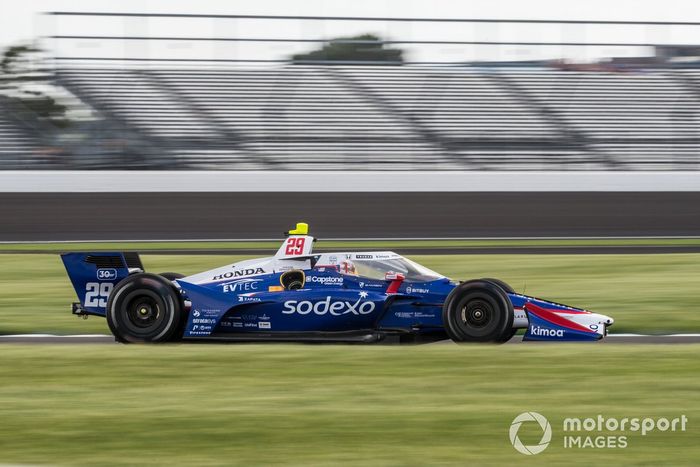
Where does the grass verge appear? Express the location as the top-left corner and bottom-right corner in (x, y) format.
(0, 344), (697, 466)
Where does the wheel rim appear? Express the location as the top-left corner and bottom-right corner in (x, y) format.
(461, 299), (493, 328)
(127, 296), (160, 328)
(120, 290), (167, 335)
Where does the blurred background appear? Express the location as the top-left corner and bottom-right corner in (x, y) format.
(1, 3), (700, 466)
(0, 0), (699, 171)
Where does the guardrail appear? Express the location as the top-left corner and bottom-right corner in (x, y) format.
(1, 171), (699, 192)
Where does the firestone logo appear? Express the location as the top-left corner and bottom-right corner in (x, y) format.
(283, 296), (375, 316)
(509, 412), (552, 455)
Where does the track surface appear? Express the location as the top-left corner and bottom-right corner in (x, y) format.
(3, 192), (700, 241)
(1, 334), (698, 344)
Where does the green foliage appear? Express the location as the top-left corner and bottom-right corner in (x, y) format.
(292, 34), (403, 64)
(0, 43), (69, 127)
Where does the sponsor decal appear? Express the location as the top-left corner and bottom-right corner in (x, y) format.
(405, 286), (429, 294)
(238, 296), (261, 303)
(283, 293), (376, 316)
(259, 314), (270, 321)
(232, 322), (243, 328)
(212, 268), (265, 281)
(395, 311), (437, 319)
(531, 326), (564, 337)
(192, 318), (216, 325)
(329, 255), (338, 264)
(199, 308), (222, 317)
(193, 310), (201, 317)
(258, 321), (271, 329)
(355, 254), (373, 259)
(308, 276), (344, 285)
(220, 278), (261, 293)
(96, 268), (117, 280)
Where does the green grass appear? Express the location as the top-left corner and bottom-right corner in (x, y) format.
(1, 237), (700, 252)
(0, 344), (697, 466)
(0, 253), (699, 334)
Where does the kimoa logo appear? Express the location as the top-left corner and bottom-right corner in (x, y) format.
(283, 296), (375, 316)
(531, 326), (565, 337)
(510, 412), (552, 455)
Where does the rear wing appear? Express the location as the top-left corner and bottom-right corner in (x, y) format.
(61, 252), (143, 316)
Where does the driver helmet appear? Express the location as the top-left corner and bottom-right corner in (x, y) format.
(340, 260), (357, 275)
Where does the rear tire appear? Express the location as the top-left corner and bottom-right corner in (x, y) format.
(159, 272), (185, 281)
(443, 280), (514, 343)
(106, 273), (184, 343)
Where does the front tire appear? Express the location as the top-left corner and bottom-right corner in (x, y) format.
(106, 273), (184, 343)
(443, 280), (514, 343)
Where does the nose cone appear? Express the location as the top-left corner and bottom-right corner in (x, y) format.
(592, 312), (614, 327)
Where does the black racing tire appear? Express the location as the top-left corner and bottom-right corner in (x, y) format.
(159, 272), (185, 281)
(442, 280), (515, 343)
(496, 327), (519, 343)
(106, 273), (185, 343)
(480, 278), (515, 294)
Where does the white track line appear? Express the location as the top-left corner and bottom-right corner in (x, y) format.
(1, 334), (699, 339)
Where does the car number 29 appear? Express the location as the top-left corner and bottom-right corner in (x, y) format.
(85, 282), (113, 307)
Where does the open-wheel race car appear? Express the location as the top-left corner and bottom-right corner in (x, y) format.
(62, 223), (614, 344)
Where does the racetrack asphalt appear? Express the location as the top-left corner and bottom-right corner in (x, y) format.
(3, 192), (700, 241)
(1, 334), (699, 344)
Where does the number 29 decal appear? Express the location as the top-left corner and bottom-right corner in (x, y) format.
(85, 282), (113, 308)
(284, 237), (306, 256)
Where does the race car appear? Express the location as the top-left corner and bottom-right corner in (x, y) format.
(61, 223), (614, 344)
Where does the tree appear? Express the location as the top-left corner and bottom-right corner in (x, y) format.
(0, 44), (69, 127)
(292, 34), (403, 64)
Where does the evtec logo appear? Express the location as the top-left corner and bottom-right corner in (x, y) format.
(221, 279), (261, 293)
(283, 296), (376, 316)
(531, 326), (564, 337)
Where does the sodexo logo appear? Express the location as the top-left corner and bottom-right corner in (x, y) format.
(509, 412), (552, 455)
(282, 295), (375, 316)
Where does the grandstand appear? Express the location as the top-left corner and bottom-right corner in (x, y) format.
(0, 12), (699, 170)
(49, 65), (700, 170)
(0, 98), (46, 169)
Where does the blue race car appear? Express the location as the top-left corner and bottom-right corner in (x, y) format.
(62, 223), (614, 344)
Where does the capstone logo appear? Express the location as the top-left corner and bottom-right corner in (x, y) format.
(531, 326), (564, 337)
(283, 296), (376, 316)
(212, 268), (265, 281)
(308, 276), (343, 285)
(509, 412), (552, 455)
